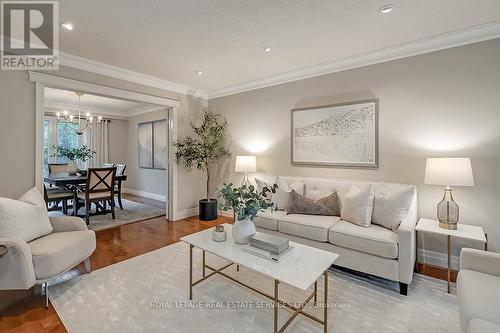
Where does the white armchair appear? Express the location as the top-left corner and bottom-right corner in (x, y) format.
(457, 248), (500, 333)
(0, 216), (96, 308)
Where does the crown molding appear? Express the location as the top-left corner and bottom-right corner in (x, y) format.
(44, 101), (130, 119)
(207, 21), (500, 99)
(58, 52), (208, 99)
(128, 104), (167, 117)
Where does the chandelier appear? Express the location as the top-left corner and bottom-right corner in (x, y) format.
(56, 91), (103, 135)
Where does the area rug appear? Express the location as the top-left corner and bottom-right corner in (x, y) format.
(49, 242), (459, 332)
(49, 199), (166, 231)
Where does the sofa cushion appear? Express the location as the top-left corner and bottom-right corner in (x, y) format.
(340, 185), (374, 227)
(0, 187), (53, 242)
(458, 270), (500, 330)
(28, 230), (96, 280)
(329, 220), (399, 259)
(278, 214), (339, 242)
(254, 210), (287, 231)
(467, 319), (500, 333)
(288, 190), (339, 216)
(273, 176), (305, 211)
(372, 185), (414, 231)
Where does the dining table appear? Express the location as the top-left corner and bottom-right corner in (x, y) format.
(44, 172), (127, 216)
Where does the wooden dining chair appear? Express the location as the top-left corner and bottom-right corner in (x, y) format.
(76, 167), (116, 224)
(103, 163), (115, 168)
(114, 164), (127, 209)
(43, 184), (73, 214)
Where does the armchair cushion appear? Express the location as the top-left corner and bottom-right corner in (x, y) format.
(0, 187), (52, 242)
(28, 230), (96, 280)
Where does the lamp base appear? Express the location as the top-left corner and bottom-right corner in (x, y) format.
(439, 221), (457, 230)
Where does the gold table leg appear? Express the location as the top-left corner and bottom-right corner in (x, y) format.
(189, 244), (193, 300)
(324, 270), (328, 333)
(447, 235), (451, 294)
(274, 280), (279, 333)
(202, 250), (206, 277)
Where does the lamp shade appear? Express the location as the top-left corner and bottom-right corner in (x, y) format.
(235, 156), (257, 173)
(424, 157), (474, 187)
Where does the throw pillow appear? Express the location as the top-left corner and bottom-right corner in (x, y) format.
(272, 176), (304, 211)
(0, 187), (53, 242)
(288, 190), (340, 216)
(255, 178), (272, 199)
(372, 186), (414, 232)
(340, 185), (374, 227)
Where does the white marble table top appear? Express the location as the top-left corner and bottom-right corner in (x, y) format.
(180, 223), (338, 290)
(416, 218), (487, 243)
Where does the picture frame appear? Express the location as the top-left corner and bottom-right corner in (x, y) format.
(291, 99), (378, 168)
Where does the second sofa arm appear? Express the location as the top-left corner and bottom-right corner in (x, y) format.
(49, 216), (88, 232)
(460, 248), (500, 277)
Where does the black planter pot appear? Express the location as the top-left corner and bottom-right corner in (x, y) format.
(199, 199), (218, 221)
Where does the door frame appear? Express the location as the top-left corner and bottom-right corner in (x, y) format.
(29, 71), (179, 220)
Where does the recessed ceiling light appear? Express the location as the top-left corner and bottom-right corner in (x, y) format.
(379, 4), (394, 14)
(195, 70), (203, 75)
(60, 23), (74, 31)
(261, 46), (272, 52)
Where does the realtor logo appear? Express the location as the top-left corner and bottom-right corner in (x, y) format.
(1, 0), (59, 70)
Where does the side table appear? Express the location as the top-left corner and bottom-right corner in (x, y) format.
(415, 218), (487, 293)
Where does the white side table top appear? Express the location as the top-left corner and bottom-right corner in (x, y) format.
(181, 223), (339, 290)
(415, 218), (486, 243)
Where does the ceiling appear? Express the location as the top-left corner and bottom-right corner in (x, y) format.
(44, 87), (158, 118)
(57, 0), (500, 95)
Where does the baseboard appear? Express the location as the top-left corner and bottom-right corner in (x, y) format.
(172, 207), (198, 221)
(122, 188), (166, 202)
(418, 249), (460, 271)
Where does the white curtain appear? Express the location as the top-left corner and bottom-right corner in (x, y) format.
(84, 121), (109, 168)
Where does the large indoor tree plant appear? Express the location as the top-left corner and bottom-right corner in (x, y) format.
(174, 109), (231, 220)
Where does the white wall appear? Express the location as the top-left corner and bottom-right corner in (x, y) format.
(124, 110), (168, 197)
(209, 39), (500, 261)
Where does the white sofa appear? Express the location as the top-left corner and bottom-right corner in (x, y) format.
(457, 248), (500, 333)
(255, 176), (417, 295)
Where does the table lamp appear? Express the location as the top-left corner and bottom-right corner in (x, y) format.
(424, 157), (474, 230)
(235, 156), (256, 186)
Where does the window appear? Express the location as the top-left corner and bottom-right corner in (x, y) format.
(43, 116), (82, 174)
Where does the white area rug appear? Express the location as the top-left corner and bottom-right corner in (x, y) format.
(49, 199), (165, 231)
(50, 242), (459, 333)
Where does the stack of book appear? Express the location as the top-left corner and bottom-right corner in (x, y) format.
(249, 233), (289, 255)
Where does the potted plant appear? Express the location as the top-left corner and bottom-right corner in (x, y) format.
(174, 109), (231, 221)
(51, 145), (96, 175)
(219, 183), (277, 244)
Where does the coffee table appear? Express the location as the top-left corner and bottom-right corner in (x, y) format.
(180, 224), (339, 333)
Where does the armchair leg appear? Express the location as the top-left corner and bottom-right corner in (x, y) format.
(399, 282), (408, 296)
(84, 258), (92, 273)
(43, 282), (49, 309)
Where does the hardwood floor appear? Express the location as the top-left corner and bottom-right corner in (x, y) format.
(0, 196), (456, 332)
(0, 195), (232, 333)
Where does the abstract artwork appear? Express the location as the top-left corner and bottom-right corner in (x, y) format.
(291, 99), (378, 167)
(138, 119), (167, 170)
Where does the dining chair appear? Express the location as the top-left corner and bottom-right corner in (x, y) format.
(114, 164), (127, 210)
(76, 167), (117, 224)
(103, 163), (115, 168)
(43, 184), (74, 215)
(48, 163), (68, 174)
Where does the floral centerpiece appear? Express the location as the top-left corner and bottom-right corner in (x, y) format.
(219, 183), (277, 244)
(51, 145), (96, 174)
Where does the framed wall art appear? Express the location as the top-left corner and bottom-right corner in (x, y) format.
(291, 99), (378, 168)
